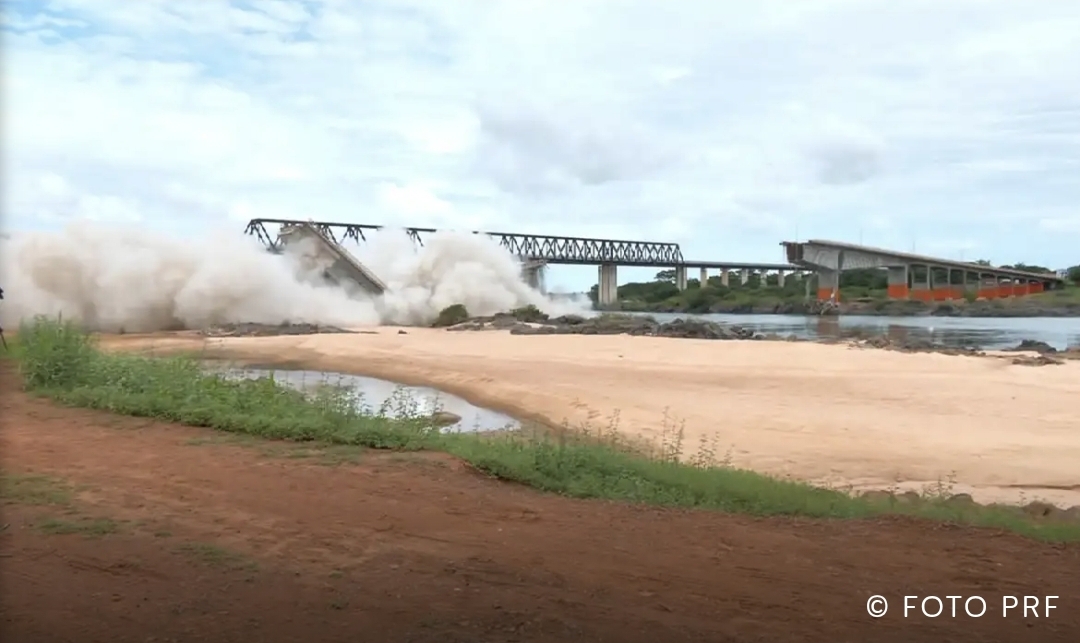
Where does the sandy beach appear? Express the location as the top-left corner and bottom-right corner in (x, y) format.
(104, 329), (1080, 507)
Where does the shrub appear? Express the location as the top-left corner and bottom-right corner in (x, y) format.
(432, 304), (469, 327)
(16, 316), (98, 389)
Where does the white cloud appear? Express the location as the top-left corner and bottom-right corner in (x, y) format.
(2, 0), (1080, 280)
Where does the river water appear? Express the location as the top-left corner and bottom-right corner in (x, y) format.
(641, 313), (1079, 351)
(222, 367), (520, 432)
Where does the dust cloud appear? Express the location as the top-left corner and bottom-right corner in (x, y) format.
(0, 221), (589, 333)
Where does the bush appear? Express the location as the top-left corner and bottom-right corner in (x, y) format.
(16, 316), (98, 389)
(432, 304), (469, 327)
(509, 305), (548, 323)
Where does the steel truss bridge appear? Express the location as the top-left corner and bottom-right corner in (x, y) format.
(244, 218), (688, 267)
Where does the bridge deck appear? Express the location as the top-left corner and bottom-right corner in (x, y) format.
(681, 260), (798, 271)
(783, 239), (1063, 283)
(246, 218), (795, 269)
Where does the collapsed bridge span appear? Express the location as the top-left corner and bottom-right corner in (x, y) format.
(277, 221), (387, 296)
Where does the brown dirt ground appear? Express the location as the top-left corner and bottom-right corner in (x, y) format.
(1, 374), (1078, 642)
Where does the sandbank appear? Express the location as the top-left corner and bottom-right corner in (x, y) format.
(103, 328), (1080, 507)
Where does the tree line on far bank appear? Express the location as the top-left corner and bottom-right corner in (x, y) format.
(587, 261), (1080, 312)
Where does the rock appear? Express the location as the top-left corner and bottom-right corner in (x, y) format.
(850, 335), (983, 357)
(1010, 355), (1064, 367)
(489, 314), (520, 329)
(398, 330), (407, 335)
(551, 314), (587, 325)
(1061, 506), (1080, 524)
(429, 411), (462, 427)
(1021, 501), (1057, 519)
(1006, 339), (1058, 354)
(508, 305), (548, 323)
(465, 312), (762, 342)
(944, 493), (976, 507)
(200, 322), (354, 337)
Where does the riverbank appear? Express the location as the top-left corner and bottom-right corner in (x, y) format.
(611, 283), (1080, 317)
(97, 322), (1080, 508)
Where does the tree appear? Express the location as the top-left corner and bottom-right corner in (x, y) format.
(1002, 263), (1053, 274)
(1067, 265), (1080, 285)
(654, 269), (676, 283)
(973, 259), (992, 266)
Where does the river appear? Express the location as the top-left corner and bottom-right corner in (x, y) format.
(635, 313), (1079, 350)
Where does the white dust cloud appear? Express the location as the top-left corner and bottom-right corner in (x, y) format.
(0, 221), (589, 333)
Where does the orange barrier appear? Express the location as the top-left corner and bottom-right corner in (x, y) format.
(932, 287), (962, 301)
(847, 280), (1048, 302)
(816, 287), (836, 301)
(886, 284), (909, 299)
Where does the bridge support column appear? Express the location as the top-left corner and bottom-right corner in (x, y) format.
(675, 266), (688, 291)
(776, 270), (785, 288)
(739, 269), (749, 286)
(524, 266), (546, 293)
(721, 269), (730, 287)
(817, 269), (839, 301)
(965, 271), (983, 297)
(699, 267), (708, 287)
(887, 266), (909, 299)
(597, 263), (618, 307)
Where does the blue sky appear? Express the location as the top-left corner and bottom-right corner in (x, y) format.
(2, 0), (1079, 290)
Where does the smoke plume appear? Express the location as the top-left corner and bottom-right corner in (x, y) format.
(0, 221), (587, 332)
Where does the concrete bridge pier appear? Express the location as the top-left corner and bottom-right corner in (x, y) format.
(597, 263), (619, 307)
(910, 265), (930, 300)
(699, 267), (708, 287)
(522, 264), (546, 294)
(817, 269), (840, 301)
(887, 266), (909, 299)
(721, 269), (730, 286)
(776, 270), (786, 288)
(739, 269), (749, 285)
(675, 265), (688, 291)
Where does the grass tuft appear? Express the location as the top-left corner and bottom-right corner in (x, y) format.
(0, 474), (73, 506)
(36, 516), (120, 537)
(10, 316), (1080, 541)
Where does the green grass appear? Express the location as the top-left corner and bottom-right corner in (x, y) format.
(0, 474), (73, 506)
(36, 516), (120, 537)
(1029, 284), (1080, 304)
(176, 542), (258, 570)
(10, 316), (1080, 541)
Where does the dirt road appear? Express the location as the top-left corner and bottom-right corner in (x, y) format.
(2, 372), (1078, 642)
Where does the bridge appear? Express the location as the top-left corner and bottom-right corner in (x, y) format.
(244, 218), (801, 305)
(782, 239), (1066, 302)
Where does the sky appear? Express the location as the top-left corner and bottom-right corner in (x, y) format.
(2, 0), (1079, 291)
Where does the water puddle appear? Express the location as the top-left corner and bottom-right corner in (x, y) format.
(219, 367), (520, 433)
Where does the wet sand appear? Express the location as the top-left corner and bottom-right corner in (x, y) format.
(102, 328), (1080, 507)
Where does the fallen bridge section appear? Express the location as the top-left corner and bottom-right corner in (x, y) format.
(278, 221), (387, 296)
(782, 239), (1065, 302)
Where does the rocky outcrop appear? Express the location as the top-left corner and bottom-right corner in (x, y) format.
(447, 313), (762, 341)
(201, 322), (355, 337)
